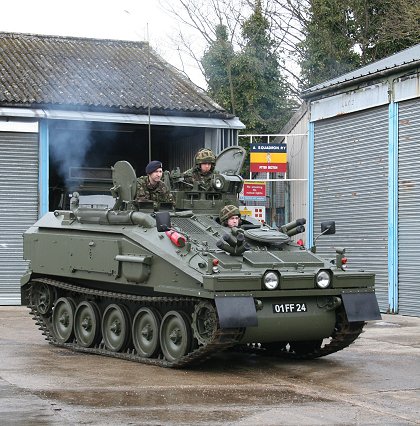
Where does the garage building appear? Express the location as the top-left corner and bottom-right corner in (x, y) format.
(0, 32), (244, 305)
(300, 44), (420, 315)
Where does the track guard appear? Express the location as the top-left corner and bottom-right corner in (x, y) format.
(215, 296), (258, 328)
(342, 293), (382, 322)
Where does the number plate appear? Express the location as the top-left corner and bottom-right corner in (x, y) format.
(272, 303), (307, 314)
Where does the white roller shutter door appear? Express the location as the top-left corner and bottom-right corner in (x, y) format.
(0, 132), (38, 305)
(398, 99), (420, 316)
(313, 107), (389, 311)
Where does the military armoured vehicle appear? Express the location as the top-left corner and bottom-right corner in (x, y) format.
(21, 146), (381, 367)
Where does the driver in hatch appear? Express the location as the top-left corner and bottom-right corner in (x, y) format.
(216, 205), (249, 256)
(219, 204), (241, 229)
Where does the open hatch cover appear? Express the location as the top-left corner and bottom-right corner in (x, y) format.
(215, 146), (246, 175)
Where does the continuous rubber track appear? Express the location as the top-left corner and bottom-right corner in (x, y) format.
(26, 278), (365, 366)
(27, 278), (244, 368)
(234, 312), (365, 360)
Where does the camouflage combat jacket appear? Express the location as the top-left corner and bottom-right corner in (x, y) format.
(135, 176), (174, 204)
(182, 166), (216, 191)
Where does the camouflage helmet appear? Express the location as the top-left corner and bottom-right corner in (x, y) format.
(195, 148), (216, 165)
(220, 204), (240, 223)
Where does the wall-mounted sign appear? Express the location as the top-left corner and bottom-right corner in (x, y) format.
(239, 206), (266, 223)
(250, 143), (287, 173)
(239, 181), (266, 201)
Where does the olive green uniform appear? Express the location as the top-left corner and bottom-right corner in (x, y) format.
(135, 176), (174, 204)
(182, 166), (215, 191)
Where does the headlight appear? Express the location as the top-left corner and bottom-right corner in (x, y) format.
(263, 271), (279, 290)
(213, 176), (224, 190)
(316, 270), (331, 289)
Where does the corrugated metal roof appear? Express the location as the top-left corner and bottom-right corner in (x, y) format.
(0, 32), (230, 118)
(302, 43), (420, 98)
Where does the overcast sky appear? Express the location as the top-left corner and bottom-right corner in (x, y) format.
(1, 0), (206, 87)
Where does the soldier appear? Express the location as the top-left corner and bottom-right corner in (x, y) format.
(182, 148), (216, 190)
(219, 204), (241, 228)
(135, 160), (174, 205)
(217, 204), (249, 255)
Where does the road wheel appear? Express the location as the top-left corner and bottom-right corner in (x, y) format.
(102, 304), (130, 352)
(52, 297), (76, 343)
(160, 311), (192, 362)
(132, 307), (161, 358)
(74, 301), (101, 348)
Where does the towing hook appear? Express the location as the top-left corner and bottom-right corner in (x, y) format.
(325, 296), (342, 311)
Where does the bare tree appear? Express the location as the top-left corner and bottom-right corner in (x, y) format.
(159, 0), (307, 93)
(160, 0), (420, 93)
(159, 0), (250, 79)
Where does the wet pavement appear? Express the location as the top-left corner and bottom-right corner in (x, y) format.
(0, 306), (419, 425)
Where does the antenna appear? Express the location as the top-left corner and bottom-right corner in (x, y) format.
(147, 23), (152, 163)
(123, 9), (152, 163)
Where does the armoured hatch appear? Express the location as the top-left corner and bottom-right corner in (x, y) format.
(273, 251), (325, 266)
(215, 146), (246, 175)
(244, 227), (290, 245)
(243, 251), (285, 267)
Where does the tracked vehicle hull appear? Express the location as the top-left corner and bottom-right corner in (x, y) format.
(21, 211), (378, 368)
(21, 154), (381, 368)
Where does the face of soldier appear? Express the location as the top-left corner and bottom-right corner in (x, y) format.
(227, 215), (240, 228)
(148, 168), (163, 185)
(200, 163), (212, 174)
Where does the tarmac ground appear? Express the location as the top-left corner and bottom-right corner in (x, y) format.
(0, 306), (419, 425)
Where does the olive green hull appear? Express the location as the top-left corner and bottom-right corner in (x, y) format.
(21, 207), (380, 367)
(22, 212), (379, 340)
(240, 297), (336, 343)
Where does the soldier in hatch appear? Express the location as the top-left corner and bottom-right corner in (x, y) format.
(182, 148), (217, 191)
(135, 160), (174, 205)
(219, 204), (241, 229)
(217, 204), (250, 255)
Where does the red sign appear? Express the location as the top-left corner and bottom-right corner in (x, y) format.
(250, 163), (287, 173)
(243, 181), (266, 197)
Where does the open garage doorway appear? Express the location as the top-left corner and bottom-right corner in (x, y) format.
(48, 120), (205, 210)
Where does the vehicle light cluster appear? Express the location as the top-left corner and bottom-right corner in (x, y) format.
(212, 258), (220, 273)
(315, 270), (331, 288)
(263, 271), (279, 290)
(261, 270), (333, 290)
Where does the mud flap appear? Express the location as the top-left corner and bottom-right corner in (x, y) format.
(342, 293), (382, 322)
(215, 296), (258, 328)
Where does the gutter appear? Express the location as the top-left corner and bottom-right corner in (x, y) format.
(301, 60), (420, 100)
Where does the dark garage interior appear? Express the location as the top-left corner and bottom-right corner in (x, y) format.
(48, 120), (205, 210)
